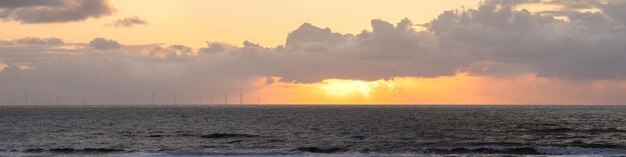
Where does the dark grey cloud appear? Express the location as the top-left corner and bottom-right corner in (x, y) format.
(89, 38), (121, 50)
(603, 0), (626, 24)
(0, 0), (66, 8)
(544, 0), (605, 9)
(111, 16), (147, 27)
(0, 0), (114, 23)
(429, 1), (626, 80)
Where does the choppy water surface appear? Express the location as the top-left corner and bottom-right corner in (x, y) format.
(1, 105), (625, 156)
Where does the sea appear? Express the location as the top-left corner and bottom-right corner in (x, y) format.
(0, 105), (625, 157)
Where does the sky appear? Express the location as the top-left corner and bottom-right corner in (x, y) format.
(1, 0), (626, 105)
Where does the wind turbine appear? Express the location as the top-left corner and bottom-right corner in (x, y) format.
(152, 93), (155, 105)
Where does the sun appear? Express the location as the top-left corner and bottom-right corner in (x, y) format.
(316, 79), (381, 97)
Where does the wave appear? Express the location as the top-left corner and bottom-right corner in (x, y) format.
(586, 128), (626, 133)
(146, 134), (164, 138)
(200, 133), (259, 139)
(348, 135), (367, 140)
(530, 128), (574, 133)
(293, 147), (345, 153)
(264, 138), (284, 143)
(425, 146), (541, 155)
(49, 148), (125, 153)
(425, 146), (626, 155)
(3, 146), (626, 156)
(535, 146), (626, 156)
(145, 132), (261, 139)
(529, 127), (626, 134)
(9, 148), (126, 154)
(564, 141), (625, 149)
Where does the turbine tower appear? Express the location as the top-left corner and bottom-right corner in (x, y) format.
(240, 88), (243, 105)
(224, 93), (228, 105)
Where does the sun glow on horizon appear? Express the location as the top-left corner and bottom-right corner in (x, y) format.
(248, 74), (626, 105)
(316, 79), (389, 97)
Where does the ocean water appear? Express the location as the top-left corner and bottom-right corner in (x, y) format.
(0, 105), (625, 156)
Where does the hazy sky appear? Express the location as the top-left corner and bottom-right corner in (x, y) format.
(1, 0), (626, 105)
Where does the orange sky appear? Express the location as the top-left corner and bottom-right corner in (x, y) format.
(1, 0), (626, 105)
(246, 74), (626, 105)
(0, 0), (482, 48)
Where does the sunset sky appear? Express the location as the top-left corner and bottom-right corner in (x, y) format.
(1, 0), (626, 105)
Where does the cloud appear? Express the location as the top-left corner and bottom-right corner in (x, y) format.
(198, 42), (229, 54)
(603, 0), (626, 24)
(148, 44), (196, 62)
(14, 37), (65, 45)
(482, 0), (605, 9)
(0, 0), (114, 23)
(428, 0), (626, 80)
(0, 0), (66, 8)
(285, 23), (351, 47)
(89, 38), (121, 50)
(110, 16), (147, 27)
(1, 0), (626, 104)
(0, 37), (72, 66)
(0, 37), (64, 45)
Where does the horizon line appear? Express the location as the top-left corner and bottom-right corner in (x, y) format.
(1, 104), (625, 106)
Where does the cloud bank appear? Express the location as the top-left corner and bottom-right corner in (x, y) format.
(110, 16), (147, 27)
(1, 0), (626, 104)
(89, 38), (121, 50)
(0, 0), (114, 23)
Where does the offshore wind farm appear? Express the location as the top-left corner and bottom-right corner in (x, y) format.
(3, 90), (255, 106)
